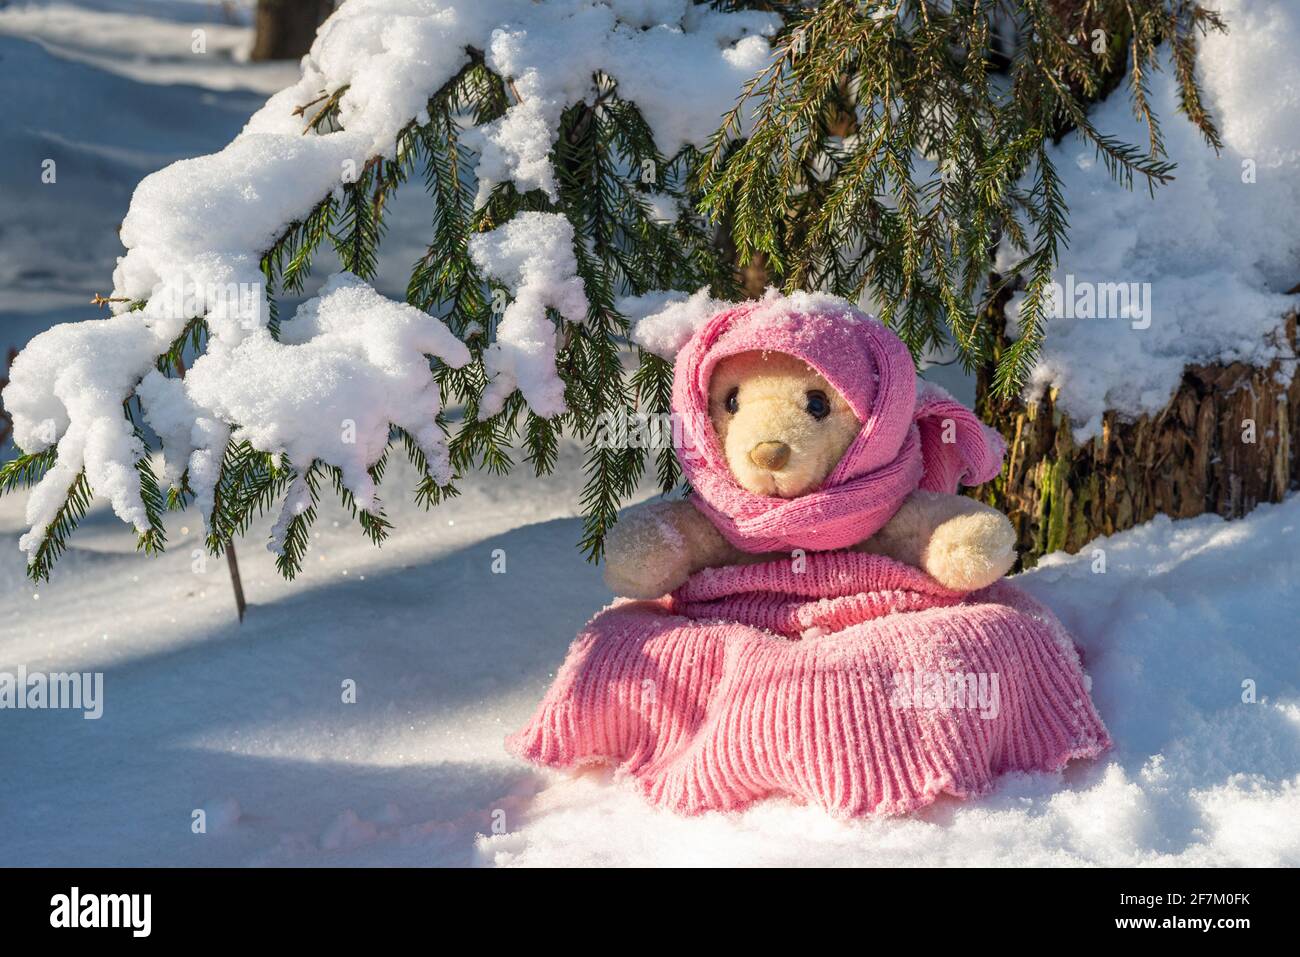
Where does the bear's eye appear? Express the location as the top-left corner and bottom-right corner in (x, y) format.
(805, 390), (831, 420)
(724, 387), (740, 415)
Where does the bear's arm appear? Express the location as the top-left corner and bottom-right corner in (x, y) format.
(602, 499), (746, 599)
(854, 489), (1016, 591)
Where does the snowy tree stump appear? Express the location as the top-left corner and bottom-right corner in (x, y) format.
(975, 311), (1300, 566)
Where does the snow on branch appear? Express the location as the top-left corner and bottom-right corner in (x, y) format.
(112, 0), (773, 318)
(8, 274), (469, 566)
(180, 273), (469, 507)
(467, 1), (773, 201)
(1002, 0), (1300, 437)
(0, 0), (776, 573)
(469, 213), (588, 417)
(6, 312), (166, 558)
(621, 286), (729, 359)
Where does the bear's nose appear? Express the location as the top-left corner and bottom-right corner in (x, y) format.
(749, 441), (791, 471)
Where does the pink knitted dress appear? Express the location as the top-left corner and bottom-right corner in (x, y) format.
(509, 297), (1110, 817)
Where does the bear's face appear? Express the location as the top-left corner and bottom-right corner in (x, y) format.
(708, 351), (861, 498)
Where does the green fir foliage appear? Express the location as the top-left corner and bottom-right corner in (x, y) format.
(0, 0), (1221, 580)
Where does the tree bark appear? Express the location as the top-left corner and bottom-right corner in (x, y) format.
(250, 0), (335, 62)
(0, 347), (18, 447)
(975, 310), (1300, 567)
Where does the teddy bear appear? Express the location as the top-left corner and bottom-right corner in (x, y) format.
(603, 296), (1017, 600)
(513, 295), (1112, 818)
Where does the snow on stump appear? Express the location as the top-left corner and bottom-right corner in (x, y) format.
(976, 311), (1300, 565)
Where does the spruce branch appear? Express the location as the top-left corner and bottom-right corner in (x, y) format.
(0, 446), (58, 495)
(25, 468), (92, 583)
(327, 462), (393, 547)
(704, 0), (1224, 397)
(14, 1), (1223, 579)
(272, 462), (322, 580)
(123, 398), (168, 556)
(300, 85), (349, 135)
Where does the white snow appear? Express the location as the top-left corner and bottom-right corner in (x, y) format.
(111, 0), (775, 336)
(197, 797), (243, 836)
(4, 0), (777, 557)
(6, 312), (161, 550)
(468, 213), (588, 418)
(467, 2), (774, 201)
(1006, 0), (1300, 437)
(0, 11), (276, 347)
(625, 287), (867, 360)
(184, 272), (470, 507)
(3, 437), (1297, 866)
(2, 0), (1297, 869)
(622, 286), (725, 359)
(6, 271), (468, 557)
(0, 1), (299, 94)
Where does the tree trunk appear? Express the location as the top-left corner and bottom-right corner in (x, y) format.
(250, 0), (335, 62)
(975, 310), (1300, 567)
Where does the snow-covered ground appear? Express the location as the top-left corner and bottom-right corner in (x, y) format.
(1, 1), (1297, 867)
(3, 442), (1298, 867)
(0, 0), (298, 354)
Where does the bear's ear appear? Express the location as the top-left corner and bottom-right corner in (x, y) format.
(913, 381), (1006, 493)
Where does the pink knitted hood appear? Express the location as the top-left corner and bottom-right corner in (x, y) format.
(673, 295), (1007, 553)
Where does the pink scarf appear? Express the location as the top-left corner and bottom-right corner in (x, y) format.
(672, 296), (1006, 553)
